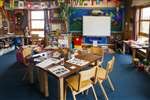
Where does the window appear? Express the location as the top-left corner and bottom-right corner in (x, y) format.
(139, 7), (150, 36)
(136, 6), (150, 42)
(30, 11), (44, 37)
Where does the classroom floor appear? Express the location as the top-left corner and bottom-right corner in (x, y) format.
(0, 50), (150, 100)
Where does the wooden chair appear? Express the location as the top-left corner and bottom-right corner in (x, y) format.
(22, 47), (32, 80)
(22, 47), (32, 65)
(89, 46), (104, 66)
(66, 67), (98, 100)
(31, 34), (39, 45)
(96, 56), (115, 100)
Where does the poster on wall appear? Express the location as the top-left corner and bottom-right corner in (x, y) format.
(69, 7), (124, 32)
(18, 1), (24, 9)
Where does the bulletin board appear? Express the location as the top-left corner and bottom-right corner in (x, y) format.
(69, 7), (124, 32)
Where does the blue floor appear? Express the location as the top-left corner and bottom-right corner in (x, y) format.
(0, 51), (150, 100)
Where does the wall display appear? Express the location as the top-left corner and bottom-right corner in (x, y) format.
(14, 11), (24, 34)
(18, 1), (24, 9)
(58, 34), (69, 48)
(73, 37), (82, 45)
(84, 37), (108, 44)
(0, 0), (4, 7)
(10, 0), (14, 8)
(69, 7), (124, 32)
(51, 24), (61, 31)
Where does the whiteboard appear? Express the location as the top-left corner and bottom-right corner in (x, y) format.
(83, 16), (111, 36)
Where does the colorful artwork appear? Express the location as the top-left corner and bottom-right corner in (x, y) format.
(0, 0), (4, 7)
(69, 7), (124, 32)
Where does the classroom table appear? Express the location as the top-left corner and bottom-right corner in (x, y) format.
(123, 40), (149, 62)
(28, 52), (101, 100)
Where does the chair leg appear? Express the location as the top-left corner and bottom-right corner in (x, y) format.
(82, 91), (84, 95)
(22, 71), (28, 81)
(85, 89), (89, 95)
(64, 84), (67, 100)
(107, 75), (115, 91)
(98, 82), (109, 100)
(72, 94), (76, 100)
(91, 85), (98, 100)
(70, 87), (76, 100)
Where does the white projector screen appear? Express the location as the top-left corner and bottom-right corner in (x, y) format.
(83, 16), (111, 36)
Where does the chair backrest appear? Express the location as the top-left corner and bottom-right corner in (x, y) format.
(22, 47), (32, 64)
(89, 46), (104, 57)
(78, 67), (97, 90)
(31, 34), (39, 44)
(32, 34), (39, 40)
(106, 56), (115, 73)
(22, 47), (32, 58)
(95, 57), (115, 80)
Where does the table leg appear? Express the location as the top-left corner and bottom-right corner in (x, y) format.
(123, 43), (126, 54)
(39, 70), (49, 97)
(43, 70), (49, 97)
(28, 65), (34, 84)
(132, 48), (136, 63)
(58, 78), (65, 100)
(38, 69), (44, 93)
(146, 48), (149, 59)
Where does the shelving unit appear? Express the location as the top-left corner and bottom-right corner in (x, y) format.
(0, 34), (23, 56)
(45, 7), (68, 47)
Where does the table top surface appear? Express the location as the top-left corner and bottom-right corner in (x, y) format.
(29, 51), (101, 79)
(124, 40), (149, 49)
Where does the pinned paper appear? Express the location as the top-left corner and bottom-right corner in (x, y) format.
(93, 40), (98, 47)
(18, 1), (24, 9)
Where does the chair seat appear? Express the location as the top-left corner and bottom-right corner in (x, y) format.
(66, 75), (92, 92)
(97, 67), (107, 80)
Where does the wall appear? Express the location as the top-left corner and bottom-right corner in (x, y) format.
(123, 0), (133, 40)
(69, 7), (124, 33)
(68, 1), (125, 46)
(126, 0), (150, 40)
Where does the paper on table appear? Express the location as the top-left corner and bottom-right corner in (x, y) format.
(70, 66), (76, 69)
(131, 44), (142, 48)
(52, 52), (61, 58)
(36, 58), (60, 68)
(48, 65), (70, 77)
(66, 58), (89, 66)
